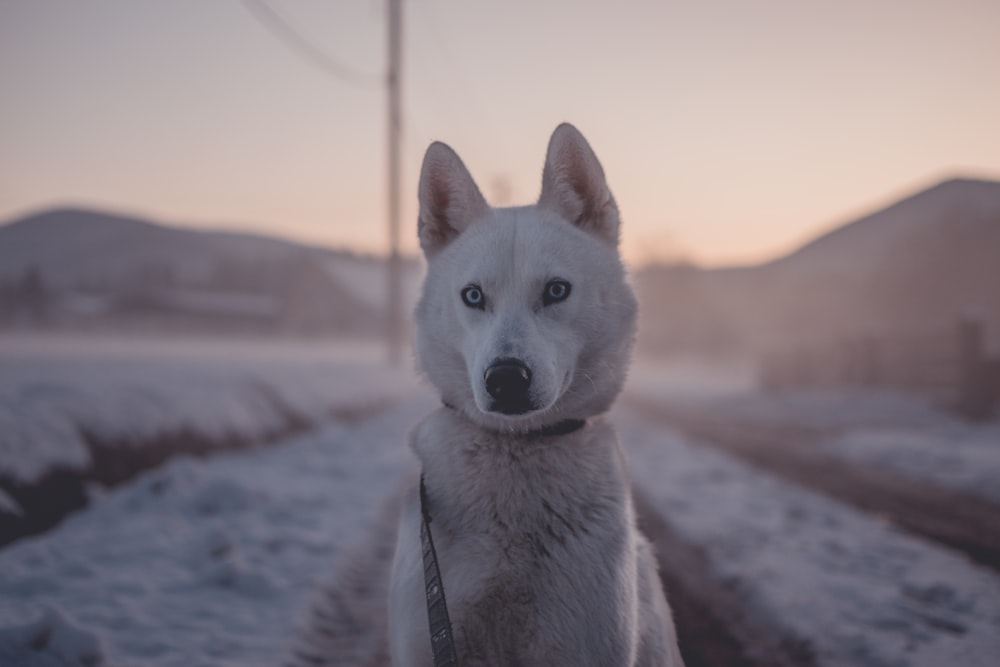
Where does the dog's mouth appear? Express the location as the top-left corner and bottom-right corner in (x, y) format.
(486, 391), (538, 416)
(487, 399), (536, 416)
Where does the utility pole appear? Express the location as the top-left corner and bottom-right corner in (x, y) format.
(386, 0), (404, 366)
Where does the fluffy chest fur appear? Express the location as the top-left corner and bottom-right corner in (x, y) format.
(409, 408), (639, 665)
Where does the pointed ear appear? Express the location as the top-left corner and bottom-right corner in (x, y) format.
(537, 123), (619, 244)
(417, 141), (490, 257)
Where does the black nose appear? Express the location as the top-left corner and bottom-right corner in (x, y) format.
(484, 359), (533, 414)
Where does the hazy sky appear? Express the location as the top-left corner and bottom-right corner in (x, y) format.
(2, 0), (999, 266)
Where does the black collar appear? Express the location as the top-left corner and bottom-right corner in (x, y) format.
(441, 401), (586, 438)
(531, 418), (587, 437)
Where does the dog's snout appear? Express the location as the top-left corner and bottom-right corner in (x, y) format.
(484, 359), (532, 414)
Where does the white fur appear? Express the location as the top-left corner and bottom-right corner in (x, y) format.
(389, 124), (684, 666)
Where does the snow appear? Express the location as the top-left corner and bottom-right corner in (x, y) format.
(823, 425), (1000, 504)
(0, 394), (433, 667)
(0, 335), (420, 483)
(1, 340), (998, 666)
(0, 606), (105, 667)
(619, 407), (1000, 667)
(627, 362), (1000, 503)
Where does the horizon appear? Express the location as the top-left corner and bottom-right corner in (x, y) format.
(3, 171), (996, 270)
(3, 1), (1000, 267)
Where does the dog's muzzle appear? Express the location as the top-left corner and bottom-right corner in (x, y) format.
(484, 358), (533, 415)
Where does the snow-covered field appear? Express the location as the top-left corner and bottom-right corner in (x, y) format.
(0, 394), (433, 667)
(1, 343), (998, 666)
(822, 424), (1000, 505)
(620, 407), (1000, 667)
(629, 358), (1000, 504)
(0, 335), (419, 485)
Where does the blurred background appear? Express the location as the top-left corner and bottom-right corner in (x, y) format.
(1, 2), (999, 666)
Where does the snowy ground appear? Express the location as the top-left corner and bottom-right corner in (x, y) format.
(619, 407), (1000, 667)
(628, 358), (1000, 504)
(821, 423), (1000, 505)
(0, 335), (418, 485)
(0, 392), (433, 667)
(1, 345), (999, 666)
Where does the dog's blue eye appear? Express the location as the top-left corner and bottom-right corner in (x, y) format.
(461, 285), (485, 309)
(543, 280), (571, 305)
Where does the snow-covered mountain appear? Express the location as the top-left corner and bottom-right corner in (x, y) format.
(637, 177), (1000, 355)
(0, 207), (422, 335)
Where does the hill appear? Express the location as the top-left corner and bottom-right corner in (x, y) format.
(0, 208), (307, 288)
(0, 207), (422, 336)
(636, 177), (1000, 356)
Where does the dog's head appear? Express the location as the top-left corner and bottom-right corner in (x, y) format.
(414, 123), (637, 433)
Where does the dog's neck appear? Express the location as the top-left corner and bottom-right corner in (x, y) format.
(440, 401), (586, 438)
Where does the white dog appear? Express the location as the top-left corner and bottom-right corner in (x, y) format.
(389, 124), (684, 666)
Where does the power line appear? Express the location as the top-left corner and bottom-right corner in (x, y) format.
(241, 0), (382, 87)
(410, 0), (492, 144)
(242, 0), (404, 365)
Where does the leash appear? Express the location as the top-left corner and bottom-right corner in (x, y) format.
(418, 410), (587, 665)
(420, 475), (459, 667)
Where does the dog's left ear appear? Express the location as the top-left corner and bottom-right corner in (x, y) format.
(538, 123), (619, 245)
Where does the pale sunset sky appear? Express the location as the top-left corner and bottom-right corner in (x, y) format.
(2, 0), (998, 267)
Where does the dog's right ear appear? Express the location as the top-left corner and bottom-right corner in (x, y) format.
(418, 141), (490, 257)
